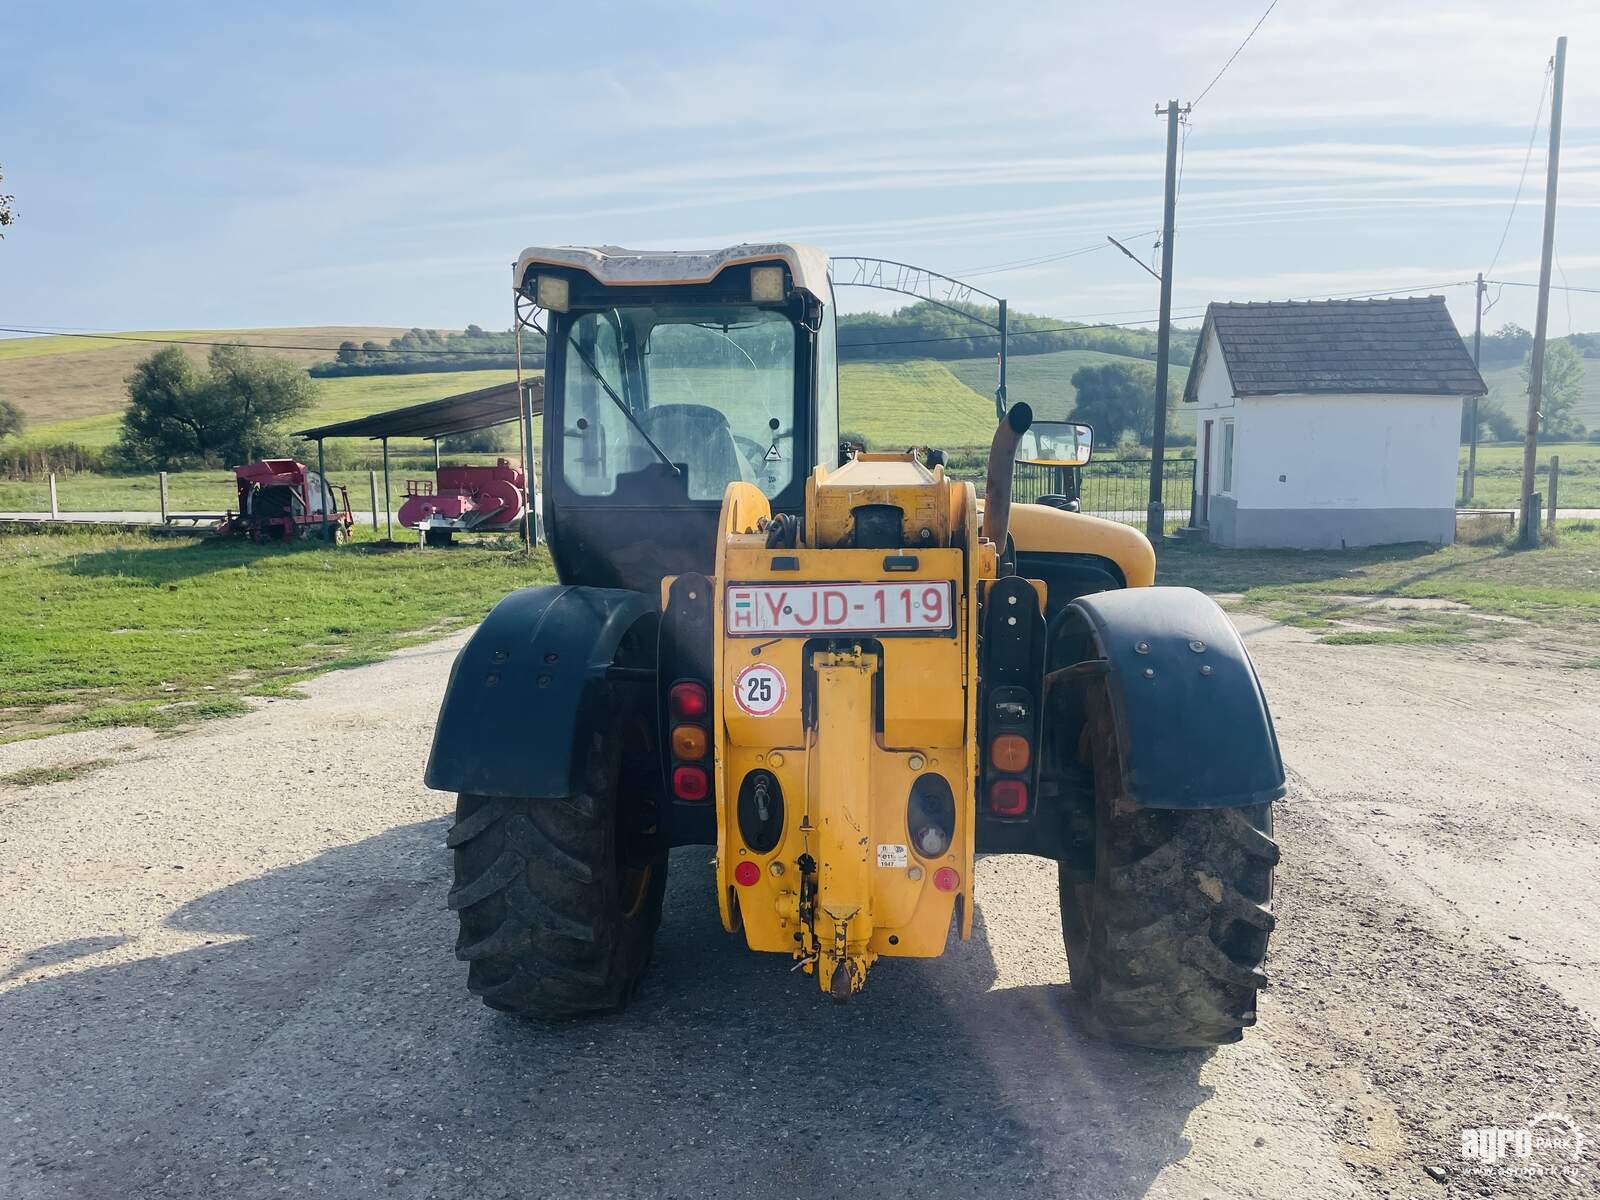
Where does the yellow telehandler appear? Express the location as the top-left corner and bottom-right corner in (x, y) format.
(427, 244), (1283, 1047)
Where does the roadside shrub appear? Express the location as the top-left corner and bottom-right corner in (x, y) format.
(0, 441), (109, 479)
(1457, 513), (1513, 546)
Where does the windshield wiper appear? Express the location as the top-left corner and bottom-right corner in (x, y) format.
(567, 338), (681, 477)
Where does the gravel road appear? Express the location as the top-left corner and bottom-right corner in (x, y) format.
(3, 618), (1598, 1199)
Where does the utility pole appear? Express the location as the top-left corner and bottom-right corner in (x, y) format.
(1147, 99), (1188, 542)
(1465, 272), (1485, 501)
(1520, 36), (1566, 548)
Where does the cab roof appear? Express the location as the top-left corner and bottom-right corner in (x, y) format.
(513, 243), (831, 301)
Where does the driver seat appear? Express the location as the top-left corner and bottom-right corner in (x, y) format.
(639, 404), (746, 499)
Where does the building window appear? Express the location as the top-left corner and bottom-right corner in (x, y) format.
(1220, 420), (1235, 495)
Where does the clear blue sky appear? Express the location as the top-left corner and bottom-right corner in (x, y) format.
(2, 0), (1596, 339)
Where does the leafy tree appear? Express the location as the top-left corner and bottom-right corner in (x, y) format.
(0, 397), (24, 439)
(1523, 341), (1585, 436)
(443, 424), (516, 453)
(1069, 362), (1162, 447)
(336, 340), (362, 365)
(1461, 398), (1520, 442)
(118, 344), (317, 467)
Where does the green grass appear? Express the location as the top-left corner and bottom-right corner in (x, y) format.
(0, 757), (116, 787)
(839, 360), (996, 448)
(1158, 523), (1600, 654)
(0, 529), (555, 739)
(0, 331), (214, 361)
(1459, 440), (1600, 509)
(0, 453), (528, 516)
(17, 366), (524, 451)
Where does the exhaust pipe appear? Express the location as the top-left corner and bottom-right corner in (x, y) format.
(981, 401), (1033, 551)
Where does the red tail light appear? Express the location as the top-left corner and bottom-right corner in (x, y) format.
(673, 765), (709, 802)
(989, 779), (1028, 816)
(933, 867), (961, 892)
(733, 860), (761, 887)
(669, 681), (709, 720)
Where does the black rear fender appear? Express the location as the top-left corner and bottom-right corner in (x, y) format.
(1055, 586), (1285, 810)
(424, 585), (658, 799)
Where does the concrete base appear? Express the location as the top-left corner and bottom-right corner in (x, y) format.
(1205, 497), (1455, 549)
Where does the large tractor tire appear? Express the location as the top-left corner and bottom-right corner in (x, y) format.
(447, 722), (667, 1018)
(1061, 780), (1278, 1049)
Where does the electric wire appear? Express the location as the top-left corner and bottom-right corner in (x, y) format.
(1484, 59), (1553, 280)
(1191, 0), (1281, 109)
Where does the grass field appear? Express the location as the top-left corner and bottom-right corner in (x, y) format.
(945, 348), (1191, 422)
(0, 529), (555, 740)
(1459, 440), (1600, 509)
(1159, 521), (1600, 654)
(13, 366), (522, 451)
(1481, 356), (1600, 433)
(0, 327), (420, 426)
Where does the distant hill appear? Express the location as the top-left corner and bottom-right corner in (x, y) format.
(0, 327), (423, 426)
(1481, 359), (1600, 435)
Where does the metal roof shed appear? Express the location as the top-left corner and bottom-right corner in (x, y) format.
(295, 378), (543, 542)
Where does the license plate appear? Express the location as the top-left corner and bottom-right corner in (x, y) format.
(726, 582), (954, 636)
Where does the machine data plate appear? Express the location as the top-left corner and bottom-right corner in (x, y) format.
(726, 582), (954, 636)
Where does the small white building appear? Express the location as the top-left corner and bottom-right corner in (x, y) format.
(1183, 296), (1486, 549)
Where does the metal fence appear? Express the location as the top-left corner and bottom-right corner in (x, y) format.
(1013, 456), (1196, 527)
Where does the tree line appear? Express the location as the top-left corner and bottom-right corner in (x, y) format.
(838, 300), (1200, 369)
(312, 326), (545, 376)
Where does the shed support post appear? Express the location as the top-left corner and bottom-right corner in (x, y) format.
(49, 473), (58, 519)
(381, 437), (392, 541)
(159, 471), (169, 524)
(1548, 455), (1559, 528)
(434, 438), (440, 470)
(521, 387), (538, 547)
(317, 438), (328, 540)
(368, 469), (379, 531)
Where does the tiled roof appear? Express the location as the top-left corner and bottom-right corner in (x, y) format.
(1183, 296), (1487, 401)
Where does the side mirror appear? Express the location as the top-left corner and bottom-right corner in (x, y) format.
(1016, 421), (1093, 467)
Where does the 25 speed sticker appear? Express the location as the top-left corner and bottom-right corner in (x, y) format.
(733, 662), (787, 717)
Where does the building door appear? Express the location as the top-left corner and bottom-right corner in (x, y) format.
(1200, 420), (1213, 525)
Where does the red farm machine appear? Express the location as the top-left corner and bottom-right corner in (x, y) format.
(219, 459), (353, 543)
(399, 457), (528, 545)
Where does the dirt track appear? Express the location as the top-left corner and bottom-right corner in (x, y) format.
(2, 619), (1598, 1199)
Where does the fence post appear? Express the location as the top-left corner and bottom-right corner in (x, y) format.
(49, 473), (58, 519)
(159, 471), (169, 523)
(1548, 455), (1559, 528)
(368, 469), (379, 532)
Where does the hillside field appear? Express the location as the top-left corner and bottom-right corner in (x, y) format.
(1481, 358), (1600, 432)
(0, 327), (429, 426)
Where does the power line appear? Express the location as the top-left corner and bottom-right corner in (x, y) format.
(1, 281), (1484, 362)
(956, 233), (1157, 279)
(1484, 59), (1553, 279)
(1191, 0), (1280, 109)
(1485, 278), (1600, 295)
(0, 326), (532, 356)
(838, 280), (1475, 352)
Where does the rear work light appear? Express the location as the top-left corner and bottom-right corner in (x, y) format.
(989, 779), (1028, 817)
(669, 681), (709, 721)
(989, 733), (1030, 773)
(673, 765), (709, 802)
(671, 724), (708, 760)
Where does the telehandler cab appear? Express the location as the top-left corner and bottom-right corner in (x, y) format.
(426, 244), (1284, 1048)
